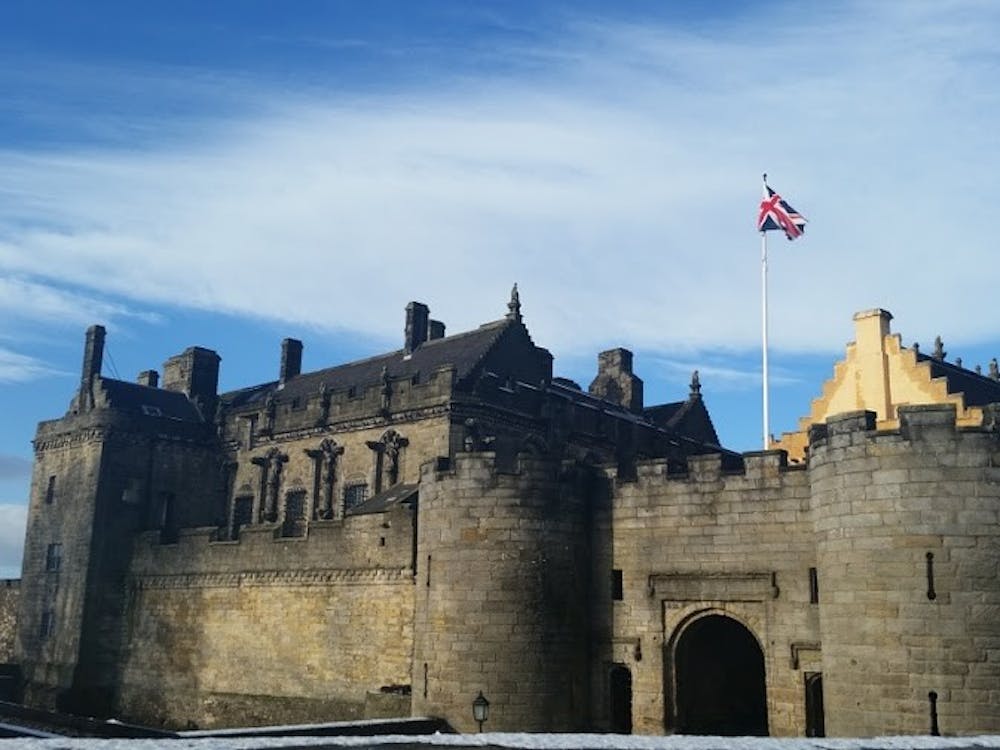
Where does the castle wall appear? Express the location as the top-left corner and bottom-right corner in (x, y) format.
(228, 415), (451, 524)
(609, 453), (818, 735)
(16, 415), (108, 708)
(411, 453), (592, 732)
(117, 503), (416, 728)
(0, 580), (19, 662)
(811, 406), (1000, 736)
(17, 408), (221, 715)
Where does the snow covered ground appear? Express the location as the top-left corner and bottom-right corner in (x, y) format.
(2, 734), (1000, 750)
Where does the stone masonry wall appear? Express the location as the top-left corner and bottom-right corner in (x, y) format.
(411, 453), (591, 733)
(118, 503), (416, 728)
(609, 452), (818, 736)
(811, 406), (1000, 736)
(17, 418), (107, 707)
(0, 580), (19, 662)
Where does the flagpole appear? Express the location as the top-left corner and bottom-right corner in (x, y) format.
(761, 227), (770, 450)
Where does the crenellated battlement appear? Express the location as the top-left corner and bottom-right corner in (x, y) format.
(809, 403), (1000, 457)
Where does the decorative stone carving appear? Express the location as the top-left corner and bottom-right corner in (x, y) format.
(366, 429), (409, 493)
(305, 438), (343, 520)
(251, 447), (287, 523)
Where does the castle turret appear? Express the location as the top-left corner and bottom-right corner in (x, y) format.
(810, 406), (1000, 735)
(411, 452), (592, 731)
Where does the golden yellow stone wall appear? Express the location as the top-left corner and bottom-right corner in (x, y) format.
(773, 310), (985, 461)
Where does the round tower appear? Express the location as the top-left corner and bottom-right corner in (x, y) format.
(810, 406), (1000, 736)
(411, 452), (591, 732)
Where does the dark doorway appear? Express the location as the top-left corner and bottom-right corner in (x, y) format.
(804, 672), (825, 737)
(674, 615), (768, 736)
(609, 664), (633, 733)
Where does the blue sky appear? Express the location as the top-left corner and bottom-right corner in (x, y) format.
(1, 0), (999, 577)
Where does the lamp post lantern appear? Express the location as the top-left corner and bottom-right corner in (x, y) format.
(472, 691), (490, 733)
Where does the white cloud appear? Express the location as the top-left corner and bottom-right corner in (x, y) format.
(0, 1), (997, 359)
(0, 504), (26, 579)
(649, 358), (802, 392)
(0, 347), (65, 384)
(0, 276), (161, 331)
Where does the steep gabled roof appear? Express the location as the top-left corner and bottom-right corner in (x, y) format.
(644, 397), (722, 447)
(222, 318), (520, 409)
(98, 378), (204, 422)
(919, 354), (1000, 406)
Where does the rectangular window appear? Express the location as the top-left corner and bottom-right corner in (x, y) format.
(612, 569), (624, 601)
(231, 496), (253, 539)
(343, 483), (368, 512)
(45, 543), (62, 572)
(281, 490), (307, 538)
(39, 610), (55, 639)
(809, 567), (819, 604)
(44, 475), (56, 505)
(159, 492), (178, 544)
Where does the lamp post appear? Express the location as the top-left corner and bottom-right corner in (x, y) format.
(472, 691), (490, 733)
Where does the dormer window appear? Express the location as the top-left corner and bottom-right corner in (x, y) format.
(141, 405), (162, 417)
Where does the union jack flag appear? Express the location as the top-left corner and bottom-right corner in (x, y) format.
(757, 180), (806, 241)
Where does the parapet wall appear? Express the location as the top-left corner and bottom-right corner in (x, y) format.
(810, 405), (1000, 736)
(118, 505), (417, 728)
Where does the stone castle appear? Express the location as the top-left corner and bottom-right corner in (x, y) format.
(11, 292), (1000, 736)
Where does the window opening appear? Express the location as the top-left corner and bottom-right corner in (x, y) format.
(231, 496), (253, 539)
(343, 483), (368, 512)
(44, 476), (56, 505)
(808, 567), (819, 604)
(612, 569), (624, 601)
(39, 610), (55, 639)
(45, 543), (62, 572)
(281, 490), (307, 538)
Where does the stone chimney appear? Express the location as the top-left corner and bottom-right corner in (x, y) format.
(852, 308), (894, 420)
(428, 320), (446, 341)
(137, 370), (159, 388)
(588, 347), (644, 413)
(78, 324), (106, 411)
(280, 338), (303, 384)
(405, 302), (430, 355)
(163, 346), (221, 418)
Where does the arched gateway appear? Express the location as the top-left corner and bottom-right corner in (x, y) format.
(672, 614), (768, 736)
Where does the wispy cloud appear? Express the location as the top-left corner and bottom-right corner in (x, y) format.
(0, 0), (997, 361)
(0, 347), (67, 384)
(0, 276), (161, 330)
(650, 357), (802, 392)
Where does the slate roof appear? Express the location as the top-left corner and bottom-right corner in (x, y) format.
(222, 318), (514, 410)
(346, 483), (418, 517)
(99, 378), (204, 422)
(917, 353), (1000, 407)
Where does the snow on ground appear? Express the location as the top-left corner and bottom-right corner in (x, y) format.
(2, 734), (1000, 750)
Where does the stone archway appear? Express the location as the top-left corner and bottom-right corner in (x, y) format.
(673, 614), (768, 736)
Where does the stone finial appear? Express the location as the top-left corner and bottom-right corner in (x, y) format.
(932, 336), (945, 361)
(955, 357), (962, 368)
(690, 370), (701, 398)
(912, 342), (920, 355)
(506, 283), (522, 323)
(990, 358), (999, 380)
(975, 364), (982, 375)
